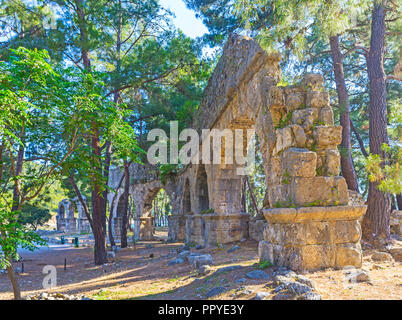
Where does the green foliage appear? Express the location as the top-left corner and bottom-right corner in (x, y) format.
(275, 111), (293, 129)
(364, 144), (401, 195)
(200, 208), (214, 214)
(0, 205), (46, 269)
(18, 204), (51, 231)
(258, 259), (273, 269)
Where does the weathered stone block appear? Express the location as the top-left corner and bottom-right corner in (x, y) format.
(324, 149), (341, 176)
(283, 223), (306, 245)
(285, 88), (304, 111)
(274, 127), (294, 154)
(263, 223), (283, 244)
(302, 74), (324, 91)
(269, 86), (285, 109)
(313, 125), (342, 148)
(319, 105), (334, 125)
(335, 243), (362, 269)
(258, 240), (274, 262)
(331, 220), (361, 244)
(249, 219), (267, 242)
(281, 147), (317, 177)
(305, 221), (331, 245)
(288, 176), (348, 206)
(290, 124), (307, 147)
(301, 244), (336, 270)
(292, 108), (318, 130)
(306, 91), (330, 108)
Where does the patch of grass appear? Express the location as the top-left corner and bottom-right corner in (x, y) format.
(258, 260), (273, 269)
(275, 111), (294, 129)
(200, 208), (214, 214)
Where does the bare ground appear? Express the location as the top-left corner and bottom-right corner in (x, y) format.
(0, 231), (401, 300)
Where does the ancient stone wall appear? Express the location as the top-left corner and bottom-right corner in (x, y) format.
(56, 197), (91, 233)
(107, 34), (367, 272)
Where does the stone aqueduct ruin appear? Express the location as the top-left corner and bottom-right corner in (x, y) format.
(57, 35), (367, 272)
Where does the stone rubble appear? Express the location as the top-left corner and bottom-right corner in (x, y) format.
(25, 292), (91, 300)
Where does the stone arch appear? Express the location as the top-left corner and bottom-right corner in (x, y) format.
(56, 199), (77, 233)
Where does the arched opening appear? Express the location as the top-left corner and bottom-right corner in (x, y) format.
(58, 204), (65, 219)
(151, 189), (171, 227)
(241, 134), (267, 218)
(182, 178), (191, 215)
(196, 165), (209, 214)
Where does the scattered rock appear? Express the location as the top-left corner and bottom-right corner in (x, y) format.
(112, 245), (120, 253)
(246, 270), (269, 280)
(255, 292), (270, 300)
(273, 292), (295, 300)
(187, 253), (203, 264)
(294, 275), (315, 289)
(298, 292), (321, 300)
(272, 272), (319, 300)
(388, 247), (402, 262)
(205, 286), (227, 298)
(345, 269), (370, 283)
(192, 254), (214, 269)
(235, 278), (246, 284)
(197, 265), (213, 275)
(168, 258), (184, 266)
(234, 286), (253, 296)
(26, 292), (90, 300)
(177, 250), (191, 260)
(195, 245), (204, 250)
(371, 251), (394, 262)
(227, 245), (240, 253)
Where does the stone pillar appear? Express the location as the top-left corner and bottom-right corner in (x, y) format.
(56, 217), (66, 232)
(167, 215), (186, 241)
(78, 218), (91, 233)
(65, 218), (77, 233)
(113, 217), (122, 238)
(259, 205), (367, 272)
(134, 217), (154, 241)
(186, 213), (249, 247)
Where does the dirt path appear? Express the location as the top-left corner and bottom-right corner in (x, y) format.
(1, 239), (401, 300)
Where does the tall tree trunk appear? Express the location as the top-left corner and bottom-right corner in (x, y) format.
(6, 261), (20, 300)
(91, 124), (107, 265)
(120, 160), (130, 248)
(75, 0), (107, 264)
(330, 35), (359, 192)
(7, 136), (25, 299)
(362, 1), (391, 246)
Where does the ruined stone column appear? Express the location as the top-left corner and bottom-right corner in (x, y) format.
(135, 217), (154, 241)
(259, 206), (366, 271)
(167, 215), (186, 241)
(258, 74), (367, 272)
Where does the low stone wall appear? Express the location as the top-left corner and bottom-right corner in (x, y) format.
(186, 213), (249, 247)
(259, 205), (367, 271)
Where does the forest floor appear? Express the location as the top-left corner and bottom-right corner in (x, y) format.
(0, 229), (401, 300)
